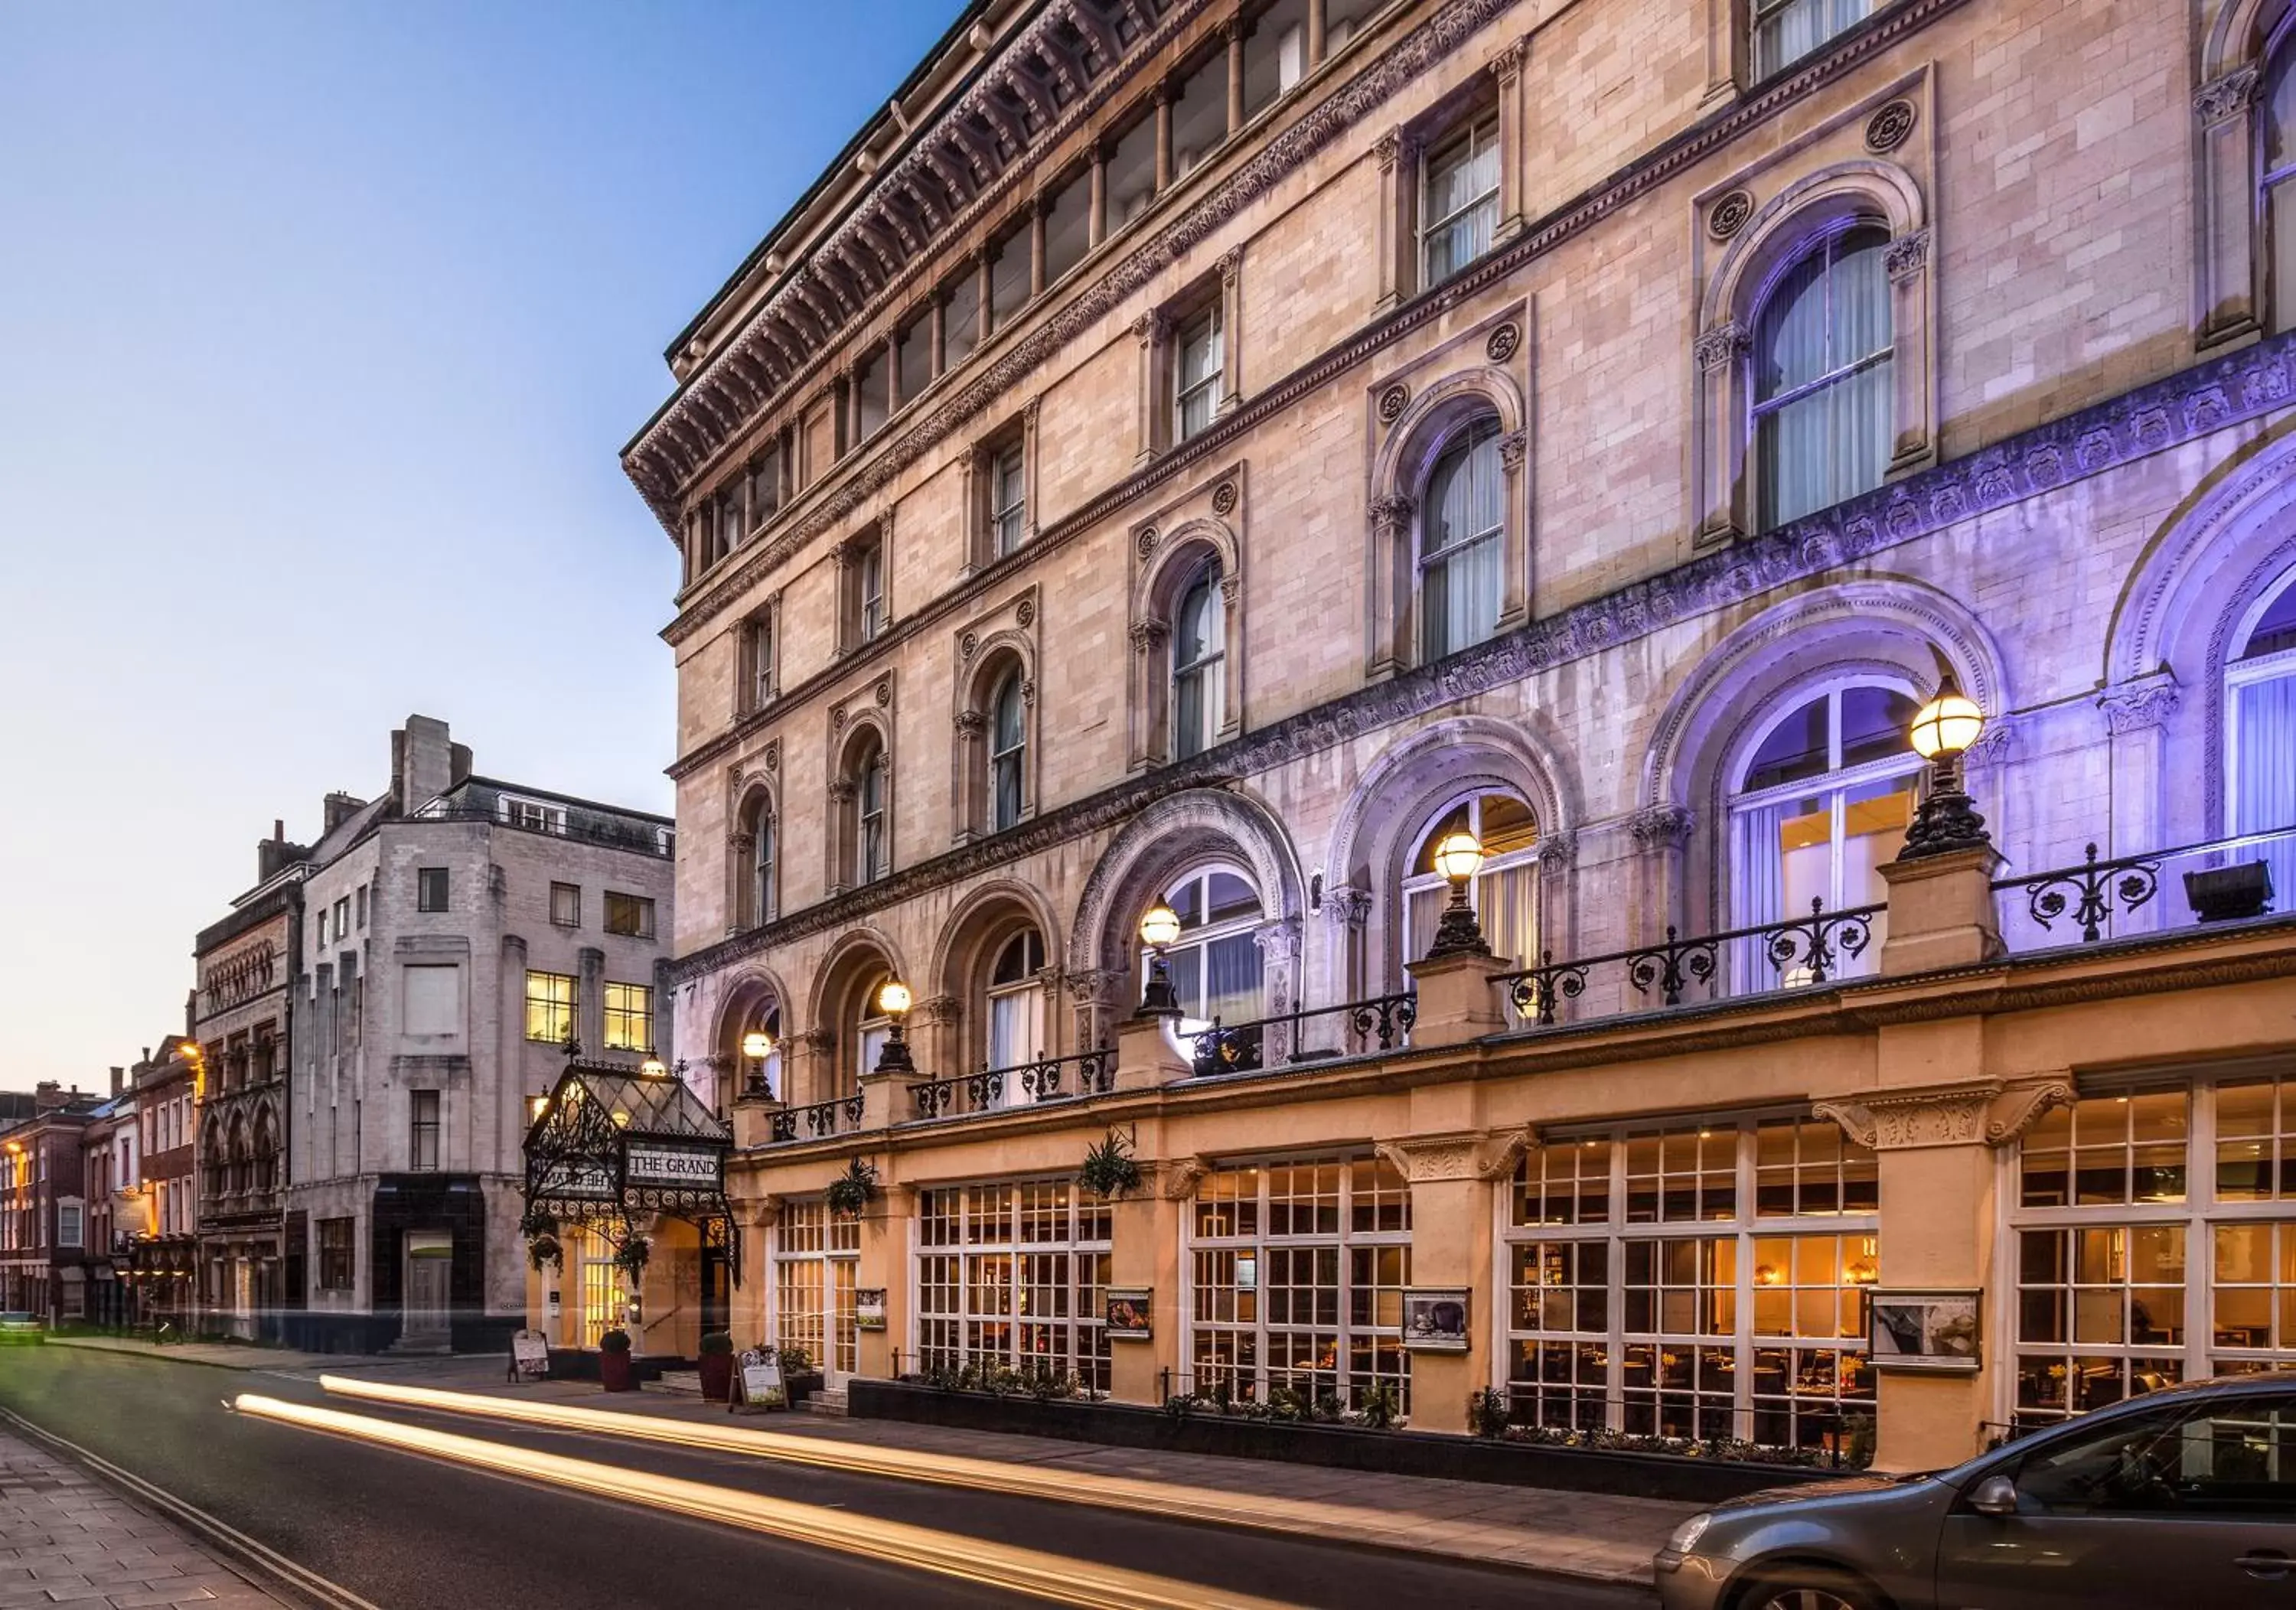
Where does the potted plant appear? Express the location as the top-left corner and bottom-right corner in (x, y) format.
(697, 1331), (735, 1403)
(776, 1343), (823, 1407)
(598, 1328), (635, 1393)
(520, 1206), (563, 1273)
(1076, 1129), (1142, 1199)
(825, 1158), (879, 1219)
(612, 1230), (651, 1282)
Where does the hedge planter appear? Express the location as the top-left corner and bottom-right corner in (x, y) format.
(849, 1380), (1835, 1504)
(698, 1352), (735, 1403)
(786, 1370), (824, 1409)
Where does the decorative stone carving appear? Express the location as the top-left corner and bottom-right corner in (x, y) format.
(1964, 715), (2017, 769)
(1131, 309), (1169, 346)
(831, 705), (848, 732)
(1217, 247), (1244, 287)
(1252, 915), (1303, 964)
(954, 709), (987, 738)
(762, 738), (779, 773)
(1063, 968), (1119, 1008)
(1020, 678), (1036, 706)
(1537, 826), (1576, 869)
(1487, 37), (1528, 81)
(1211, 480), (1238, 517)
(1884, 228), (1929, 283)
(1128, 620), (1169, 652)
(1692, 321), (1749, 372)
(960, 631), (980, 660)
(1015, 598), (1036, 627)
(1629, 803), (1696, 849)
(1985, 1080), (2077, 1146)
(1160, 1155), (1212, 1201)
(2098, 676), (2181, 735)
(1368, 494), (1415, 534)
(1863, 98), (1917, 153)
(1377, 382), (1410, 423)
(1813, 1082), (2004, 1151)
(875, 676), (893, 707)
(1373, 129), (1403, 171)
(827, 780), (858, 805)
(2194, 64), (2262, 126)
(1323, 885), (1375, 930)
(1136, 525), (1158, 558)
(917, 993), (962, 1025)
(1498, 430), (1527, 473)
(1219, 573), (1241, 607)
(1375, 1128), (1534, 1183)
(1706, 187), (1753, 241)
(1485, 321), (1521, 364)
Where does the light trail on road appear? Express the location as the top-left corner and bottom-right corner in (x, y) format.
(316, 1374), (1406, 1550)
(233, 1391), (1300, 1610)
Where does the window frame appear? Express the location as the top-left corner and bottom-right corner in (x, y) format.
(1748, 0), (1883, 84)
(603, 891), (656, 940)
(317, 1217), (356, 1292)
(1172, 302), (1226, 445)
(409, 1090), (441, 1173)
(915, 1179), (1113, 1393)
(987, 668), (1028, 833)
(549, 882), (582, 928)
(523, 970), (576, 1045)
(1414, 412), (1508, 663)
(1170, 560), (1227, 761)
(1417, 112), (1501, 288)
(990, 442), (1028, 559)
(1748, 219), (1895, 533)
(416, 867), (449, 914)
(1149, 862), (1266, 1035)
(603, 982), (654, 1054)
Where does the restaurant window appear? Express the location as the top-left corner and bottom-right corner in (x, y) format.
(778, 1199), (862, 1377)
(916, 1180), (1111, 1392)
(1188, 1156), (1411, 1412)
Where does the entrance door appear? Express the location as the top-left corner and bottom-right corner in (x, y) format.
(830, 1256), (859, 1382)
(403, 1232), (452, 1344)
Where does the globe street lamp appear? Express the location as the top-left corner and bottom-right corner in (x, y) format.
(741, 1028), (775, 1097)
(1900, 671), (1991, 858)
(640, 1055), (667, 1080)
(874, 979), (916, 1074)
(1424, 829), (1490, 958)
(1137, 903), (1182, 1015)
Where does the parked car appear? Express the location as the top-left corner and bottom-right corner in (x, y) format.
(1656, 1371), (2296, 1610)
(0, 1312), (44, 1344)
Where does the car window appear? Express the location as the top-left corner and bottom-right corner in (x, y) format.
(2015, 1393), (2296, 1515)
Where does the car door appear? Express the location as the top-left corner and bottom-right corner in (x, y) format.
(1934, 1389), (2296, 1610)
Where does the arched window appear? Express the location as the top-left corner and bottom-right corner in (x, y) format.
(2265, 32), (2296, 334)
(1151, 865), (1263, 1033)
(2228, 569), (2296, 898)
(1730, 683), (1919, 981)
(984, 929), (1048, 1078)
(1753, 223), (1893, 531)
(989, 669), (1026, 833)
(1172, 562), (1226, 760)
(1401, 793), (1540, 967)
(1418, 414), (1505, 661)
(853, 964), (893, 1087)
(852, 735), (889, 886)
(732, 997), (782, 1104)
(754, 810), (777, 925)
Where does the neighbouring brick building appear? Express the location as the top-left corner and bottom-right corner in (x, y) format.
(288, 715), (677, 1353)
(191, 826), (306, 1340)
(0, 1083), (106, 1321)
(590, 0), (2296, 1467)
(127, 1038), (203, 1331)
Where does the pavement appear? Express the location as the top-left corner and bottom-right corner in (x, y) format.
(0, 1426), (285, 1610)
(47, 1341), (1691, 1585)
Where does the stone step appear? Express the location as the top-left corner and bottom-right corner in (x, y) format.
(655, 1370), (703, 1397)
(805, 1387), (848, 1417)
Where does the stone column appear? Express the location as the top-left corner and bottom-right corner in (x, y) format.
(1218, 248), (1244, 413)
(1153, 83), (1175, 194)
(1029, 194), (1049, 298)
(975, 253), (994, 346)
(1884, 230), (1934, 475)
(1253, 916), (1302, 1061)
(1306, 0), (1326, 67)
(1372, 130), (1409, 313)
(577, 946), (605, 1058)
(1107, 1159), (1186, 1406)
(1691, 322), (1748, 546)
(1495, 429), (1529, 629)
(915, 994), (962, 1086)
(1322, 887), (1374, 1029)
(928, 292), (947, 380)
(884, 331), (902, 416)
(2097, 674), (2180, 878)
(1628, 804), (1695, 959)
(1088, 144), (1107, 249)
(2196, 67), (2264, 350)
(1225, 15), (1247, 135)
(1375, 1132), (1528, 1435)
(1368, 495), (1414, 677)
(1065, 968), (1119, 1058)
(856, 1177), (909, 1382)
(1489, 39), (1528, 244)
(1132, 311), (1169, 465)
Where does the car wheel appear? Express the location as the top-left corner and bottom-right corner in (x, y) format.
(1737, 1566), (1882, 1610)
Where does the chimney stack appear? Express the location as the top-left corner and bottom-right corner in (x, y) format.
(322, 792), (366, 834)
(110, 1066), (124, 1098)
(34, 1080), (64, 1113)
(393, 715), (455, 816)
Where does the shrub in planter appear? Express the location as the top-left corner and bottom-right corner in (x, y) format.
(1359, 1383), (1401, 1431)
(1469, 1387), (1512, 1439)
(697, 1331), (735, 1402)
(598, 1328), (635, 1393)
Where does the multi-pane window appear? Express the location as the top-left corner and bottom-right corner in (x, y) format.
(1153, 865), (1264, 1035)
(56, 1203), (80, 1250)
(984, 930), (1048, 1082)
(504, 798), (566, 835)
(1419, 114), (1499, 286)
(751, 808), (778, 927)
(1751, 0), (1880, 80)
(856, 739), (889, 884)
(915, 1181), (1110, 1392)
(523, 971), (576, 1045)
(549, 882), (581, 927)
(990, 444), (1026, 558)
(416, 867), (449, 912)
(409, 1090), (440, 1172)
(743, 614), (775, 712)
(2226, 570), (2296, 904)
(1189, 1156), (1411, 1412)
(988, 670), (1026, 832)
(1505, 1120), (1879, 1449)
(581, 1240), (621, 1344)
(857, 536), (887, 642)
(776, 1200), (860, 1377)
(317, 1217), (355, 1291)
(1402, 792), (1539, 979)
(2013, 1077), (2296, 1426)
(1173, 305), (1224, 442)
(603, 891), (655, 939)
(603, 983), (653, 1053)
(1729, 683), (1918, 989)
(1171, 561), (1225, 760)
(1417, 415), (1505, 662)
(1753, 223), (1893, 531)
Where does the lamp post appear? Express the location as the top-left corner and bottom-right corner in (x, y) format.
(740, 1029), (775, 1097)
(873, 980), (916, 1074)
(1424, 830), (1490, 958)
(1900, 671), (1991, 858)
(1137, 903), (1182, 1015)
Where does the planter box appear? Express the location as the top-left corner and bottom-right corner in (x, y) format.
(786, 1370), (824, 1408)
(849, 1380), (1835, 1504)
(699, 1352), (735, 1403)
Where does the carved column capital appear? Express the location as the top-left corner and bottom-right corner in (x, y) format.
(1883, 227), (1930, 284)
(1629, 803), (1696, 849)
(1537, 826), (1577, 869)
(1692, 321), (1750, 372)
(1131, 309), (1170, 346)
(1375, 1128), (1536, 1183)
(2195, 64), (2262, 126)
(1251, 915), (1303, 963)
(1323, 885), (1375, 930)
(1063, 967), (1119, 1008)
(916, 993), (963, 1025)
(1217, 246), (1244, 286)
(1985, 1079), (2077, 1146)
(1368, 494), (1416, 535)
(2097, 675), (2181, 735)
(1488, 37), (1528, 83)
(1813, 1081), (2006, 1151)
(827, 780), (858, 805)
(1497, 429), (1528, 473)
(954, 709), (987, 738)
(1128, 619), (1169, 653)
(1160, 1155), (1212, 1200)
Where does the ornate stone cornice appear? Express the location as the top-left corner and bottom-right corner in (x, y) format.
(667, 328), (2296, 982)
(1813, 1077), (2079, 1151)
(652, 0), (1980, 635)
(1374, 1127), (1535, 1182)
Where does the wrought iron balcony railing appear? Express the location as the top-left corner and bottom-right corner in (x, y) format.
(1185, 992), (1418, 1077)
(910, 1044), (1115, 1121)
(1994, 824), (2294, 951)
(768, 1093), (864, 1144)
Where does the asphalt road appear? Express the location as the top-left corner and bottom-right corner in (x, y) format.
(0, 1349), (1654, 1610)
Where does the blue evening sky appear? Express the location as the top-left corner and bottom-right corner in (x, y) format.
(0, 2), (958, 1087)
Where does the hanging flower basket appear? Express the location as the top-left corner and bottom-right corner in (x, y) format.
(826, 1158), (880, 1219)
(526, 1231), (563, 1273)
(1077, 1129), (1142, 1200)
(612, 1232), (652, 1280)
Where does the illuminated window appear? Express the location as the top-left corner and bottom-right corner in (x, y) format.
(984, 930), (1047, 1082)
(777, 1200), (861, 1377)
(603, 983), (653, 1053)
(523, 971), (575, 1045)
(317, 1217), (355, 1291)
(2226, 569), (2296, 902)
(915, 1181), (1110, 1393)
(1402, 792), (1538, 977)
(1150, 865), (1264, 1038)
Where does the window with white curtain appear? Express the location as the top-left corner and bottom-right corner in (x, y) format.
(1750, 0), (1880, 80)
(1172, 562), (1225, 760)
(751, 807), (777, 927)
(985, 930), (1048, 1087)
(1175, 305), (1225, 442)
(856, 537), (886, 642)
(1417, 415), (1505, 662)
(2227, 570), (2296, 903)
(856, 972), (892, 1086)
(1401, 793), (1540, 979)
(990, 444), (1027, 557)
(854, 738), (889, 885)
(1152, 865), (1264, 1035)
(1752, 223), (1893, 531)
(1728, 684), (1919, 990)
(2266, 37), (2296, 334)
(989, 670), (1026, 833)
(1419, 114), (1499, 287)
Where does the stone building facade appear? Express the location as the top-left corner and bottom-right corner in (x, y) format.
(191, 829), (305, 1340)
(288, 715), (677, 1353)
(616, 0), (2296, 1465)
